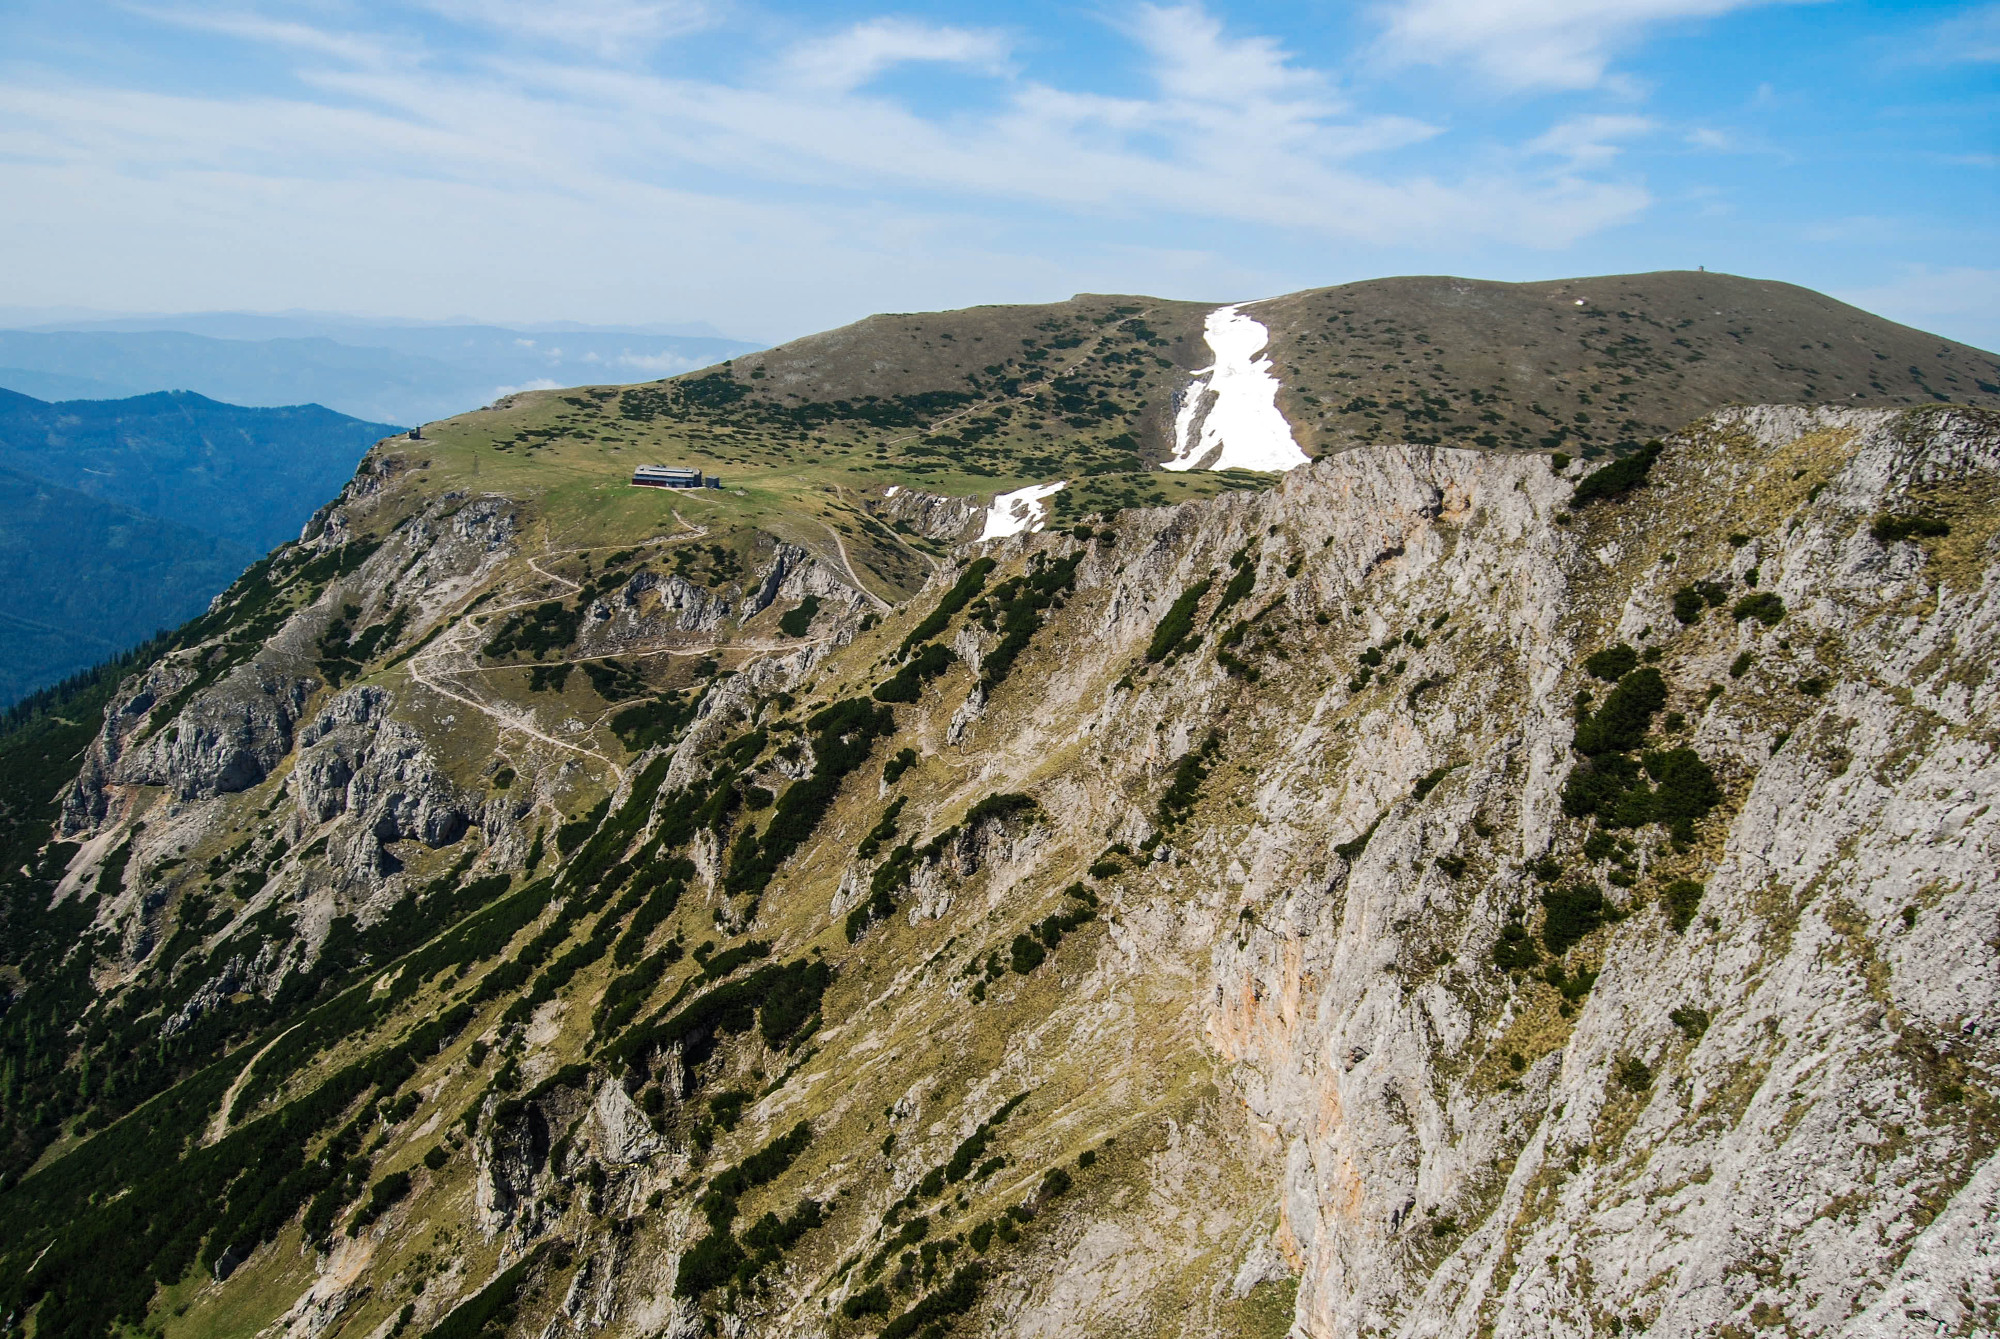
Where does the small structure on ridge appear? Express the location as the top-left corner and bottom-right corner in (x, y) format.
(631, 465), (718, 490)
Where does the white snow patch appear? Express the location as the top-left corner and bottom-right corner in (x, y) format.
(884, 485), (901, 497)
(978, 481), (1066, 540)
(1164, 304), (1311, 474)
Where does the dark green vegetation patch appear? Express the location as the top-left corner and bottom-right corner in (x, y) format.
(1146, 579), (1213, 663)
(1569, 439), (1663, 508)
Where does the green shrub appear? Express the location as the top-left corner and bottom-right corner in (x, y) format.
(1146, 579), (1213, 662)
(347, 1170), (412, 1235)
(1669, 1005), (1709, 1038)
(841, 1285), (892, 1319)
(878, 1264), (986, 1339)
(1643, 749), (1721, 839)
(423, 1145), (448, 1171)
(873, 642), (954, 702)
(725, 698), (895, 899)
(1583, 645), (1638, 682)
(883, 747), (918, 784)
(778, 595), (820, 637)
(609, 694), (695, 751)
(1729, 652), (1753, 679)
(1569, 439), (1663, 507)
(1732, 592), (1785, 626)
(1798, 675), (1829, 697)
(1411, 765), (1453, 801)
(1493, 921), (1538, 969)
(707, 1089), (750, 1131)
(1871, 513), (1950, 543)
(1156, 732), (1221, 828)
(1662, 879), (1705, 932)
(1210, 557), (1257, 625)
(899, 557), (995, 657)
(1573, 667), (1666, 756)
(557, 797), (611, 857)
(1544, 963), (1598, 1001)
(1615, 1056), (1653, 1092)
(1672, 580), (1728, 625)
(964, 792), (1039, 829)
(1434, 855), (1466, 878)
(1540, 883), (1607, 954)
(968, 1221), (995, 1253)
(1333, 817), (1380, 862)
(674, 1229), (747, 1297)
(858, 797), (905, 860)
(1009, 934), (1046, 974)
(975, 553), (1084, 692)
(1038, 1166), (1073, 1200)
(421, 1243), (547, 1339)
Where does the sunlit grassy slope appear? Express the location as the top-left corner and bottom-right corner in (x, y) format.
(406, 308), (1259, 602)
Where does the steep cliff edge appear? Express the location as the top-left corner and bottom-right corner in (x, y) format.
(0, 402), (1994, 1339)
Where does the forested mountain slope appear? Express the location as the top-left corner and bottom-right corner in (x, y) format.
(0, 389), (398, 703)
(0, 276), (1996, 1339)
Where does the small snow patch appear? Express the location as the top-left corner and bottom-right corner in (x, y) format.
(978, 481), (1066, 540)
(884, 485), (901, 497)
(1165, 305), (1310, 474)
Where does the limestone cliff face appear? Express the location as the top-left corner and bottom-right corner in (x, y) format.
(1173, 407), (2000, 1336)
(813, 403), (1999, 1337)
(23, 406), (1998, 1339)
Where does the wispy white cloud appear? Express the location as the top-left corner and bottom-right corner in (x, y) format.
(615, 350), (702, 373)
(36, 2), (1647, 248)
(419, 0), (712, 59)
(492, 377), (563, 397)
(126, 6), (407, 67)
(0, 1), (1674, 329)
(1373, 0), (1819, 90)
(1528, 113), (1657, 165)
(1926, 2), (2000, 62)
(780, 17), (1013, 94)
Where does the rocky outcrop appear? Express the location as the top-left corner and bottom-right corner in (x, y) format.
(661, 644), (828, 792)
(588, 1078), (661, 1166)
(94, 663), (312, 809)
(872, 486), (981, 542)
(293, 685), (470, 883)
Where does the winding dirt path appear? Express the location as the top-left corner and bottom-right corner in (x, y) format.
(406, 558), (627, 783)
(204, 1025), (299, 1145)
(818, 519), (892, 612)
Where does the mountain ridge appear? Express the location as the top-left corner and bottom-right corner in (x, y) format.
(0, 272), (1996, 1339)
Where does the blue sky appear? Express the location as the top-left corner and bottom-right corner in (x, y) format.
(1, 0), (1994, 347)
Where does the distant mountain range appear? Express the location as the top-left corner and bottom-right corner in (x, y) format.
(0, 314), (762, 426)
(0, 388), (398, 704)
